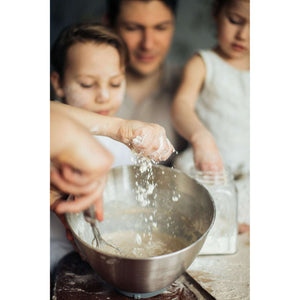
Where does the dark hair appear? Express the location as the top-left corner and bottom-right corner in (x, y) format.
(213, 0), (249, 16)
(51, 22), (129, 77)
(106, 0), (178, 27)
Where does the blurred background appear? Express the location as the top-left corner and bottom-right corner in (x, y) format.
(50, 0), (217, 66)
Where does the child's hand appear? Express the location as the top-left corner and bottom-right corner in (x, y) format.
(192, 130), (224, 172)
(118, 120), (175, 161)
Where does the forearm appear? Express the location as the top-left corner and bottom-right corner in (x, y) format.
(50, 102), (125, 141)
(171, 54), (210, 148)
(50, 102), (174, 162)
(50, 110), (75, 158)
(171, 99), (208, 147)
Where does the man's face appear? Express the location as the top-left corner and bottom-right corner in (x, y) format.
(115, 0), (175, 77)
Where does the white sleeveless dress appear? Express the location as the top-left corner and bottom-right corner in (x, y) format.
(50, 136), (134, 272)
(175, 49), (250, 224)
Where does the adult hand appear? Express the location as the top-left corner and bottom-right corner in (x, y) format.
(50, 170), (108, 220)
(50, 110), (113, 220)
(117, 120), (175, 161)
(191, 129), (224, 172)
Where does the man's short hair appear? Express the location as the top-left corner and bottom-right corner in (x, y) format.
(106, 0), (178, 27)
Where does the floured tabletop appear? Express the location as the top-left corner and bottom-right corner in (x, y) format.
(52, 233), (249, 300)
(188, 232), (250, 300)
(52, 252), (215, 300)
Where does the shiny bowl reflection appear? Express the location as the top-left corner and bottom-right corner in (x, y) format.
(66, 165), (215, 295)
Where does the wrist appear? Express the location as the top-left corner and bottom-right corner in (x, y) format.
(190, 130), (205, 147)
(108, 117), (128, 143)
(190, 127), (214, 147)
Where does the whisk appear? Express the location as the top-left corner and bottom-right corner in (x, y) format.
(83, 205), (123, 254)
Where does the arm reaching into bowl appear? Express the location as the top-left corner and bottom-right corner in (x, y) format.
(171, 55), (224, 171)
(51, 102), (174, 162)
(50, 109), (113, 220)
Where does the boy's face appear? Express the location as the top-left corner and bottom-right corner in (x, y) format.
(54, 42), (125, 116)
(115, 0), (175, 77)
(216, 0), (250, 60)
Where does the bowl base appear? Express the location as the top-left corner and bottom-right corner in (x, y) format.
(116, 287), (167, 299)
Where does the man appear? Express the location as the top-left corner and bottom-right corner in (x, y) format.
(105, 0), (187, 158)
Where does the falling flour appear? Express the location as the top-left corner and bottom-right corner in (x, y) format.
(129, 152), (182, 250)
(131, 153), (157, 208)
(78, 150), (185, 258)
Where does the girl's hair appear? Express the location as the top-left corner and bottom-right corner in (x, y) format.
(213, 0), (249, 16)
(106, 0), (178, 28)
(51, 22), (129, 77)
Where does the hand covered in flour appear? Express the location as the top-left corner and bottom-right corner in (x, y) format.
(50, 109), (113, 220)
(117, 120), (175, 161)
(191, 129), (224, 172)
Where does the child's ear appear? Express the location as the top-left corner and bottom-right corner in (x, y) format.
(50, 71), (65, 99)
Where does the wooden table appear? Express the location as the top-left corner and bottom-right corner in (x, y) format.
(188, 232), (250, 300)
(52, 232), (249, 299)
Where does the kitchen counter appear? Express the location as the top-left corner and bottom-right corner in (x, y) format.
(52, 253), (215, 299)
(188, 232), (250, 300)
(52, 232), (249, 299)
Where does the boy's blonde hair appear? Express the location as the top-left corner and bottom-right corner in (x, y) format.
(51, 22), (129, 77)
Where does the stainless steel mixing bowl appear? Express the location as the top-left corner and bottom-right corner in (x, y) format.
(66, 165), (215, 296)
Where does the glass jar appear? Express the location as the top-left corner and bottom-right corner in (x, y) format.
(190, 167), (238, 255)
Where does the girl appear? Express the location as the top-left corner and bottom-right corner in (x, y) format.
(171, 0), (250, 231)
